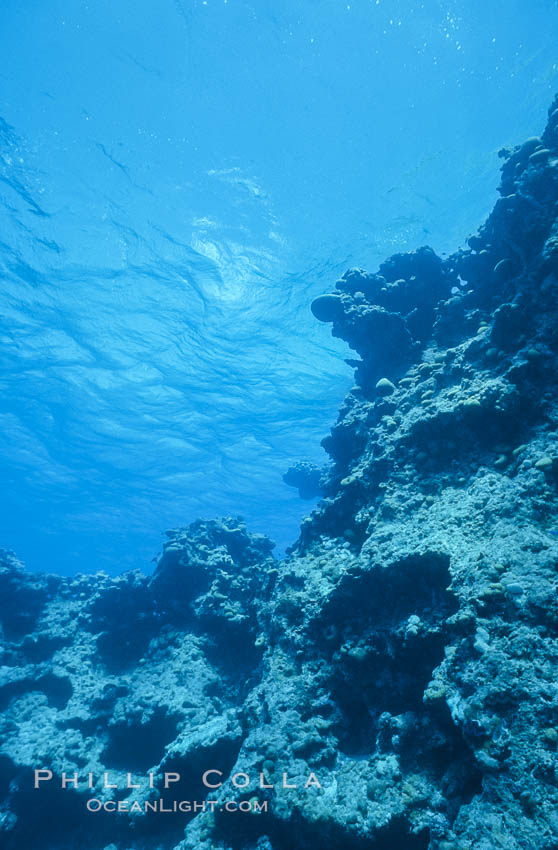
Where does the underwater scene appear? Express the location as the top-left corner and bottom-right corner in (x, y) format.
(1, 1), (558, 848)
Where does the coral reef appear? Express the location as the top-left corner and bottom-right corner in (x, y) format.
(283, 462), (323, 500)
(2, 98), (558, 850)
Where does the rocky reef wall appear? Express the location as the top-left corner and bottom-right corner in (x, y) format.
(1, 98), (558, 850)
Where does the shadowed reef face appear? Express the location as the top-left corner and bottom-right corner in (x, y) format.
(1, 100), (558, 850)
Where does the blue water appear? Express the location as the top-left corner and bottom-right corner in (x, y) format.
(1, 0), (557, 575)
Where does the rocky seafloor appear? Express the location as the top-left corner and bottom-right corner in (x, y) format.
(2, 99), (558, 850)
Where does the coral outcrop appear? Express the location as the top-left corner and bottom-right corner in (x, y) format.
(2, 98), (558, 850)
(283, 462), (323, 500)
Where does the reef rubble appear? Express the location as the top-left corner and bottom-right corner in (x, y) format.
(1, 98), (558, 850)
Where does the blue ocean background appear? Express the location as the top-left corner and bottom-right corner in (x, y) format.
(1, 0), (557, 576)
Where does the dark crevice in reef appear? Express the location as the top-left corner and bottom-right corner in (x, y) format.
(0, 754), (14, 799)
(315, 554), (458, 760)
(159, 733), (244, 805)
(3, 97), (558, 849)
(213, 808), (430, 850)
(89, 574), (162, 672)
(1, 767), (118, 850)
(331, 628), (448, 756)
(101, 706), (183, 771)
(202, 630), (265, 682)
(0, 673), (73, 711)
(314, 551), (456, 633)
(127, 738), (247, 846)
(60, 715), (106, 737)
(17, 633), (69, 663)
